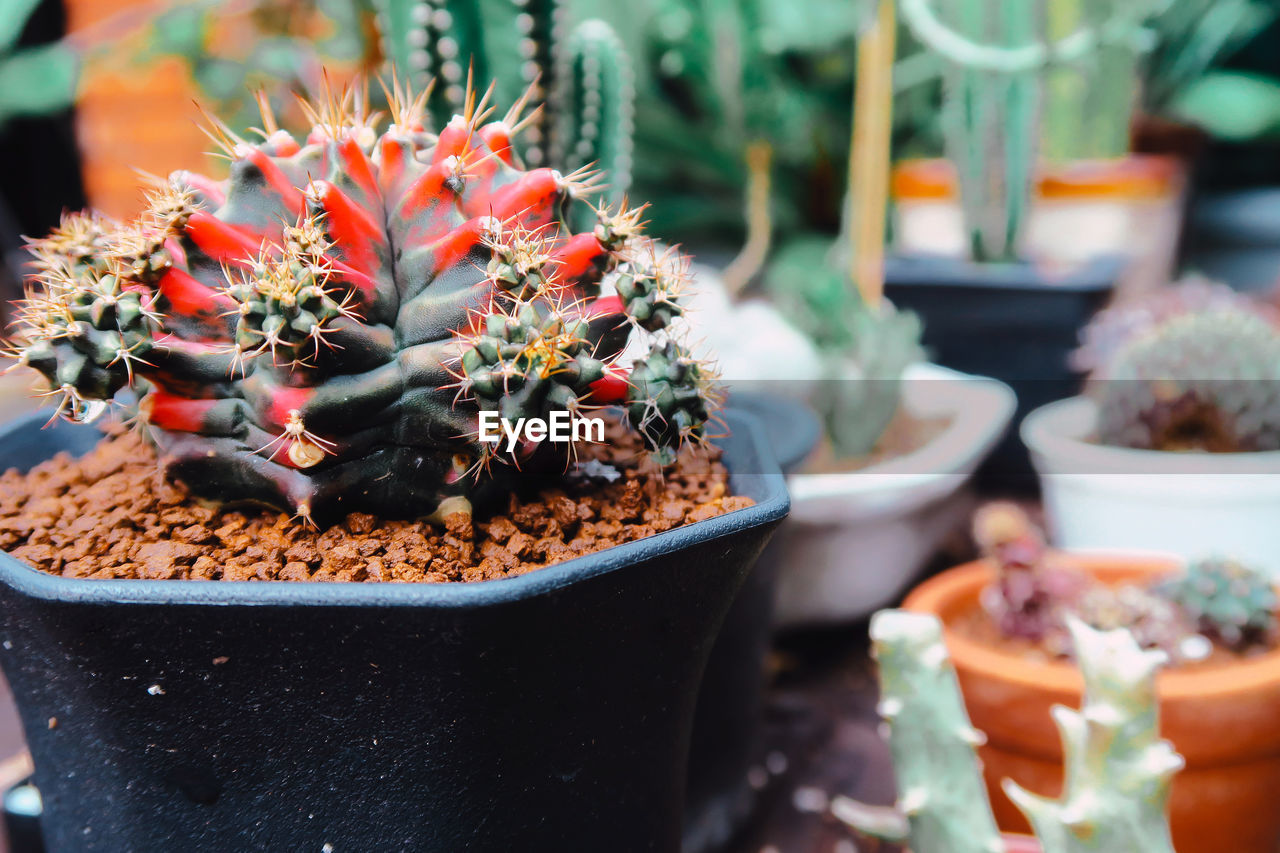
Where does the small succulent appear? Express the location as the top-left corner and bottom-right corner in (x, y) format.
(973, 502), (1088, 645)
(2, 77), (717, 525)
(1089, 305), (1280, 453)
(1155, 557), (1279, 652)
(835, 610), (1182, 853)
(1074, 584), (1201, 664)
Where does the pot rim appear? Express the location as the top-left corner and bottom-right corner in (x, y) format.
(1021, 396), (1280, 477)
(786, 363), (1015, 515)
(0, 408), (789, 608)
(903, 556), (1280, 700)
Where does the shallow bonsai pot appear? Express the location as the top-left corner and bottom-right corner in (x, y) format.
(904, 556), (1280, 853)
(683, 392), (820, 853)
(1022, 396), (1280, 576)
(883, 254), (1120, 492)
(772, 364), (1015, 627)
(0, 409), (789, 853)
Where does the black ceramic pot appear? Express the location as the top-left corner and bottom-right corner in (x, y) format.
(884, 254), (1121, 492)
(0, 409), (788, 853)
(683, 391), (819, 853)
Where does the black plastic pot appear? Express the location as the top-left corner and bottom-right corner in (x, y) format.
(884, 254), (1121, 492)
(683, 391), (819, 853)
(1183, 187), (1280, 293)
(0, 409), (788, 853)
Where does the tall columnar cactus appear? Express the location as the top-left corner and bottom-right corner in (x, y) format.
(837, 610), (1005, 853)
(373, 1), (633, 201)
(1003, 619), (1183, 853)
(897, 0), (1160, 261)
(1090, 306), (1280, 453)
(3, 79), (715, 524)
(837, 611), (1183, 853)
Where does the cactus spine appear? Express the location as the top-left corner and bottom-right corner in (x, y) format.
(1003, 619), (1182, 853)
(838, 611), (1182, 853)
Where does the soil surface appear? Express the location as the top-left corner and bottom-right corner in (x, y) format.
(951, 598), (1275, 671)
(0, 421), (753, 583)
(803, 408), (952, 475)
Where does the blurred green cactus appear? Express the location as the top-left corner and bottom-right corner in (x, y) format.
(1004, 619), (1182, 853)
(1156, 557), (1279, 651)
(373, 1), (635, 205)
(896, 0), (1161, 261)
(837, 610), (1182, 853)
(0, 0), (79, 127)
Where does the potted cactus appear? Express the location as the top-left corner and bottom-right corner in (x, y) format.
(883, 0), (1183, 489)
(0, 75), (790, 851)
(1022, 281), (1280, 574)
(833, 608), (1183, 853)
(898, 504), (1280, 852)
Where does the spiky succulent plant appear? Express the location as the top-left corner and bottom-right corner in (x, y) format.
(1155, 557), (1279, 651)
(834, 611), (1182, 853)
(2, 79), (717, 524)
(1090, 306), (1280, 453)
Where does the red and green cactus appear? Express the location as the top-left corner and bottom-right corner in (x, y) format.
(3, 79), (717, 524)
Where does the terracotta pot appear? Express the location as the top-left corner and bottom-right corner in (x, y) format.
(904, 555), (1280, 853)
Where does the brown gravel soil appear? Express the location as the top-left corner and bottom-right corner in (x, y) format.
(951, 599), (1274, 672)
(802, 408), (952, 475)
(0, 422), (754, 583)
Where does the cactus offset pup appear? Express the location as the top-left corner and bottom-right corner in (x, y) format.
(3, 78), (718, 525)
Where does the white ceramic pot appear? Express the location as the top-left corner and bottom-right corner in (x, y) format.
(1023, 396), (1280, 576)
(772, 364), (1016, 626)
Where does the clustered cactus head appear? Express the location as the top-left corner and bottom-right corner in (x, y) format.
(2, 77), (718, 525)
(1088, 304), (1280, 453)
(974, 502), (1088, 646)
(1156, 557), (1279, 652)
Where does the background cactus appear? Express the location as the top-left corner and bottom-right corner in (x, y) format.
(1004, 619), (1183, 853)
(897, 0), (1162, 261)
(373, 1), (634, 206)
(1089, 306), (1280, 453)
(3, 78), (715, 524)
(836, 611), (1183, 853)
(834, 609), (1006, 853)
(1156, 557), (1279, 651)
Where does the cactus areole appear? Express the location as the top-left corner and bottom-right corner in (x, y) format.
(3, 80), (718, 524)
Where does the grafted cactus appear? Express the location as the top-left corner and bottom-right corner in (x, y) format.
(373, 1), (633, 200)
(837, 611), (1182, 853)
(3, 79), (714, 524)
(1003, 619), (1182, 853)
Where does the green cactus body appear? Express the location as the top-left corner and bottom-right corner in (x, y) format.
(898, 0), (1161, 260)
(4, 81), (714, 524)
(840, 612), (1183, 853)
(1091, 307), (1280, 452)
(552, 19), (636, 216)
(847, 610), (1006, 853)
(1003, 619), (1183, 853)
(1156, 557), (1279, 651)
